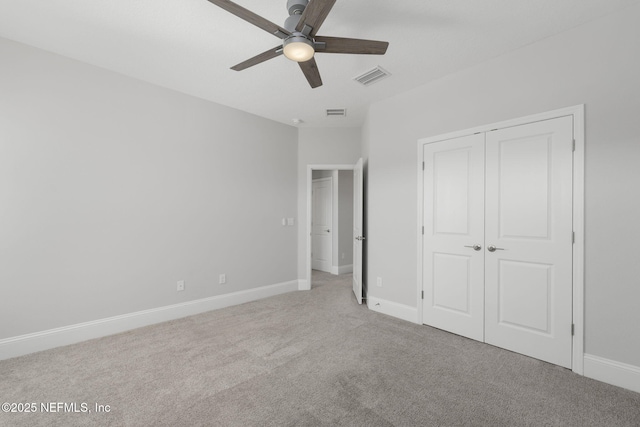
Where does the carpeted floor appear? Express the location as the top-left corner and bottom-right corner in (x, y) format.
(1, 271), (639, 426)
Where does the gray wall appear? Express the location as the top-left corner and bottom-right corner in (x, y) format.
(311, 170), (333, 179)
(0, 37), (298, 339)
(363, 3), (640, 366)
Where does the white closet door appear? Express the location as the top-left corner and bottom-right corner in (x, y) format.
(484, 116), (574, 368)
(422, 134), (485, 341)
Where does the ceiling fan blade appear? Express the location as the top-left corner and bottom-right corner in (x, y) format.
(314, 36), (389, 55)
(231, 45), (284, 71)
(299, 57), (323, 88)
(296, 0), (336, 36)
(206, 0), (291, 39)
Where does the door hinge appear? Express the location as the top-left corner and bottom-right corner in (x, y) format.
(422, 226), (424, 235)
(421, 290), (424, 299)
(572, 231), (575, 244)
(422, 161), (425, 171)
(572, 139), (576, 152)
(571, 323), (575, 336)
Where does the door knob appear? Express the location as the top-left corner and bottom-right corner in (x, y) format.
(464, 244), (482, 251)
(487, 245), (505, 252)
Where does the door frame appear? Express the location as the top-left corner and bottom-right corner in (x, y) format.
(305, 164), (355, 290)
(416, 104), (585, 374)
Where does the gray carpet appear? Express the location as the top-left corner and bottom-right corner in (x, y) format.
(1, 271), (639, 426)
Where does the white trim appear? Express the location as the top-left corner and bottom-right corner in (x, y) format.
(584, 354), (640, 394)
(0, 280), (299, 361)
(306, 164), (355, 290)
(416, 138), (425, 326)
(332, 170), (340, 271)
(298, 279), (310, 291)
(330, 264), (353, 275)
(571, 105), (586, 375)
(416, 104), (585, 374)
(367, 296), (419, 324)
(417, 105), (586, 145)
(338, 264), (353, 275)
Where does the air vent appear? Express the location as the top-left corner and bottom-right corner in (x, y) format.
(354, 66), (391, 86)
(326, 108), (347, 117)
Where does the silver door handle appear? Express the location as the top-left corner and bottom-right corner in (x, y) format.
(487, 245), (505, 252)
(464, 244), (482, 251)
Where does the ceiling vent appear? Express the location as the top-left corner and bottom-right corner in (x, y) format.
(326, 108), (347, 117)
(354, 66), (391, 86)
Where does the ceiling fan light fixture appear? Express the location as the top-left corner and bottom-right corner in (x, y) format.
(283, 35), (315, 62)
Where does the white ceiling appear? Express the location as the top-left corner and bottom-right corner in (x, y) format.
(1, 0), (638, 128)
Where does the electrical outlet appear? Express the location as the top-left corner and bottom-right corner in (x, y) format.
(376, 277), (382, 288)
(177, 280), (185, 292)
(219, 274), (226, 284)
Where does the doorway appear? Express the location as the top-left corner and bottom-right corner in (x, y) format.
(305, 163), (364, 299)
(310, 170), (354, 280)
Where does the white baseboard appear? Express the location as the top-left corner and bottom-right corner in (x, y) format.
(367, 296), (419, 324)
(583, 354), (640, 394)
(330, 265), (353, 275)
(0, 280), (299, 361)
(338, 264), (353, 275)
(298, 279), (310, 291)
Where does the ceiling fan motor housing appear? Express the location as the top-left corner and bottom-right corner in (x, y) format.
(284, 14), (302, 32)
(283, 0), (314, 62)
(287, 0), (308, 16)
(284, 0), (307, 33)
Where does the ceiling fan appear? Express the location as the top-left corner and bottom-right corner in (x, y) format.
(206, 0), (389, 88)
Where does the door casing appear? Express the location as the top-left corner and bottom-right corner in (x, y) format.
(416, 105), (585, 375)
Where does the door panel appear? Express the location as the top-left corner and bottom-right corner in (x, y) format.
(312, 178), (332, 272)
(423, 134), (485, 341)
(498, 260), (552, 334)
(433, 253), (472, 314)
(353, 158), (364, 304)
(484, 116), (573, 368)
(498, 136), (551, 239)
(434, 148), (472, 235)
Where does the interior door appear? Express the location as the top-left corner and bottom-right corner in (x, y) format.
(484, 116), (574, 368)
(353, 158), (364, 304)
(421, 116), (574, 368)
(312, 177), (333, 273)
(422, 134), (485, 341)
